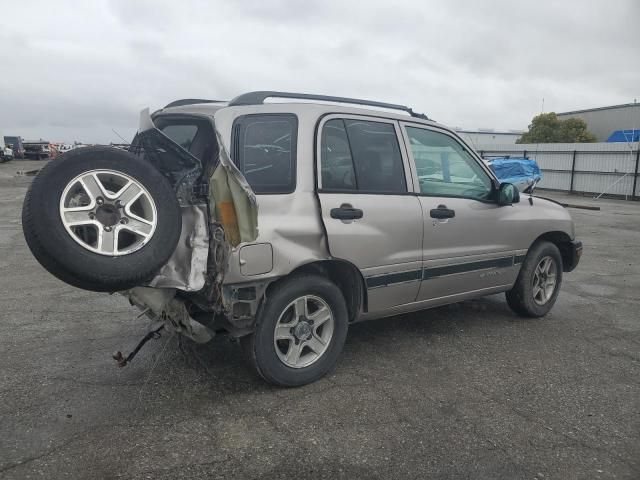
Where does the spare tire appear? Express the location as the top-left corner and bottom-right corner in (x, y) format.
(22, 146), (182, 292)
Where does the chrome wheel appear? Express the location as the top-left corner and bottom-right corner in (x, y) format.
(273, 295), (334, 369)
(59, 169), (157, 256)
(532, 255), (557, 305)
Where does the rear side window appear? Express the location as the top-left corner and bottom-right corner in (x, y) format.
(320, 118), (406, 193)
(161, 124), (198, 151)
(153, 116), (217, 165)
(232, 114), (297, 194)
(321, 119), (357, 190)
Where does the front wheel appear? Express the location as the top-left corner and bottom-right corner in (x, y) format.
(506, 241), (563, 317)
(241, 274), (348, 387)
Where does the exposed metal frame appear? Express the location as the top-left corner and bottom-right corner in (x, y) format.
(228, 91), (430, 121)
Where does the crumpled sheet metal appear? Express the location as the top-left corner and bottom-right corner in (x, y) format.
(125, 287), (212, 343)
(136, 106), (258, 298)
(209, 129), (259, 247)
(145, 204), (209, 291)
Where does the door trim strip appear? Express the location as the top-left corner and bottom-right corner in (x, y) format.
(422, 256), (514, 280)
(364, 255), (522, 289)
(366, 269), (422, 289)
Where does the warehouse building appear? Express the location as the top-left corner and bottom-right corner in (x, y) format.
(557, 102), (640, 142)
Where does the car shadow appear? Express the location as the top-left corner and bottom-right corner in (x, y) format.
(159, 294), (521, 389)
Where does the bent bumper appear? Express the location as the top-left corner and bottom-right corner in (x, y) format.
(563, 240), (583, 272)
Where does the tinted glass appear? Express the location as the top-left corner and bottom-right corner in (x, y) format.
(344, 120), (406, 192)
(161, 124), (198, 151)
(321, 119), (357, 190)
(405, 127), (492, 200)
(234, 114), (297, 194)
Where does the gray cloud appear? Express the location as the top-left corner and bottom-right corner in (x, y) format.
(0, 0), (637, 143)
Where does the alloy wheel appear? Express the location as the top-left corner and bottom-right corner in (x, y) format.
(532, 255), (557, 305)
(273, 295), (335, 368)
(59, 169), (157, 256)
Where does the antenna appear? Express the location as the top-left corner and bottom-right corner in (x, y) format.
(112, 129), (129, 144)
(540, 97), (545, 113)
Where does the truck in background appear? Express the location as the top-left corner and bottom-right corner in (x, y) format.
(3, 136), (25, 159)
(23, 140), (51, 160)
(0, 134), (13, 162)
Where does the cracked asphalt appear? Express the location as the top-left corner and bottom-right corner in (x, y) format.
(1, 160), (639, 479)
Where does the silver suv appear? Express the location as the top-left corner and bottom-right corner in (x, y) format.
(23, 91), (582, 386)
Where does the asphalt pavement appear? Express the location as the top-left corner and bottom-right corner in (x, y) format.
(1, 160), (638, 479)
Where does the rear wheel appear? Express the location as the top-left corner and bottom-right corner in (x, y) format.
(506, 241), (563, 317)
(241, 274), (348, 387)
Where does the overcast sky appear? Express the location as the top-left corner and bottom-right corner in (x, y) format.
(1, 0), (638, 143)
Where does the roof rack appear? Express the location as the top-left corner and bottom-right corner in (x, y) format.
(228, 91), (430, 120)
(164, 99), (225, 109)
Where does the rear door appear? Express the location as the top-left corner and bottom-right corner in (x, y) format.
(317, 115), (424, 312)
(400, 123), (521, 301)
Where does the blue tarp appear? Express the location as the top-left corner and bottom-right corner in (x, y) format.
(606, 129), (640, 143)
(486, 157), (542, 190)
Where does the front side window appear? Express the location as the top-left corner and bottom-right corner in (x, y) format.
(405, 127), (492, 200)
(233, 114), (297, 194)
(320, 118), (406, 193)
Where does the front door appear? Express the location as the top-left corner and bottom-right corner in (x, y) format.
(317, 115), (423, 312)
(401, 123), (520, 301)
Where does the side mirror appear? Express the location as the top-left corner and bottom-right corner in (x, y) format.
(498, 183), (520, 205)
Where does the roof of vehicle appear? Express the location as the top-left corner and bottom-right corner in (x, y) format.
(158, 91), (445, 129)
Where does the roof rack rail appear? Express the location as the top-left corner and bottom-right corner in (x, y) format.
(164, 99), (225, 109)
(228, 91), (430, 120)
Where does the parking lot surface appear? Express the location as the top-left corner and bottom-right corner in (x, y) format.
(1, 160), (639, 479)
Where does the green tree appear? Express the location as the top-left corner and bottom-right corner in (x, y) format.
(517, 112), (597, 144)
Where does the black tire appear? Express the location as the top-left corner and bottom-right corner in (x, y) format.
(22, 146), (182, 292)
(241, 274), (349, 387)
(506, 241), (563, 317)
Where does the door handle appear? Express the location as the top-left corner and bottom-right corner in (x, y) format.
(430, 204), (455, 219)
(330, 204), (364, 220)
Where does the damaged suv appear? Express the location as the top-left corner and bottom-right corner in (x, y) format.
(22, 91), (582, 386)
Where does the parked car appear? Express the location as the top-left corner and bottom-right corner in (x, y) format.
(22, 91), (582, 386)
(57, 144), (75, 155)
(3, 136), (25, 159)
(23, 140), (51, 159)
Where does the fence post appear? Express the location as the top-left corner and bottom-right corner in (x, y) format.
(569, 150), (577, 193)
(632, 147), (640, 201)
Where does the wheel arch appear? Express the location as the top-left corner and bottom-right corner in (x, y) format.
(265, 259), (367, 323)
(530, 231), (574, 272)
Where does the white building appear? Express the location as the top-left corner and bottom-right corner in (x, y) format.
(455, 129), (524, 148)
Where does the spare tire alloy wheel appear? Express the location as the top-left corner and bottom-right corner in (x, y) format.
(22, 146), (182, 292)
(60, 170), (157, 256)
